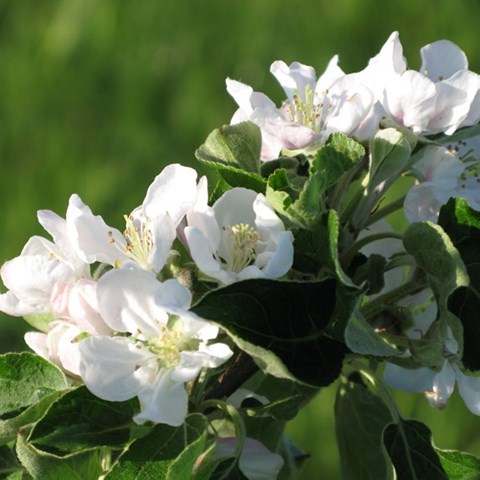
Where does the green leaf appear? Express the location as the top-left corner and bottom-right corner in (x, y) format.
(310, 133), (365, 191)
(0, 353), (67, 418)
(192, 279), (347, 388)
(0, 444), (22, 479)
(345, 310), (400, 357)
(335, 374), (394, 480)
(368, 128), (412, 192)
(16, 433), (103, 480)
(266, 134), (364, 228)
(195, 122), (261, 174)
(195, 122), (266, 193)
(403, 222), (469, 305)
(293, 210), (356, 286)
(105, 413), (208, 480)
(383, 419), (448, 480)
(435, 448), (480, 480)
(0, 391), (66, 446)
(403, 221), (469, 366)
(439, 198), (480, 371)
(27, 386), (138, 454)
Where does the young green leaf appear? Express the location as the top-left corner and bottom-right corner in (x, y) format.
(0, 353), (67, 418)
(435, 448), (480, 480)
(16, 434), (104, 480)
(26, 386), (138, 454)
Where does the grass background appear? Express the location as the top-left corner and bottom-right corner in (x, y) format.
(2, 1), (480, 477)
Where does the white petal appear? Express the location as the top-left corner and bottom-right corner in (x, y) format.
(257, 231), (294, 279)
(214, 188), (257, 228)
(384, 363), (435, 393)
(134, 369), (187, 426)
(66, 194), (128, 266)
(383, 71), (437, 133)
(142, 164), (199, 225)
(420, 39), (468, 81)
(426, 361), (456, 408)
(97, 267), (169, 336)
(270, 61), (316, 101)
(315, 54), (345, 94)
(78, 336), (149, 401)
(184, 226), (234, 285)
(239, 438), (284, 480)
(455, 367), (480, 415)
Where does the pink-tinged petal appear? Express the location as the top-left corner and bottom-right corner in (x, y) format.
(383, 71), (437, 133)
(270, 60), (316, 102)
(455, 367), (480, 415)
(66, 194), (128, 266)
(384, 363), (435, 393)
(0, 255), (75, 316)
(51, 279), (111, 335)
(262, 119), (318, 151)
(134, 369), (187, 426)
(79, 336), (150, 402)
(420, 39), (468, 81)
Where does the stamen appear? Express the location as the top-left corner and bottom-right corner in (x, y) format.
(219, 223), (260, 273)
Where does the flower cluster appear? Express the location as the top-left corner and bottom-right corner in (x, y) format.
(2, 31), (480, 479)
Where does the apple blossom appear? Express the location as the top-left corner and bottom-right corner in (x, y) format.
(405, 140), (480, 223)
(68, 163), (207, 273)
(184, 187), (294, 285)
(385, 328), (480, 415)
(226, 56), (373, 160)
(0, 205), (91, 318)
(78, 267), (232, 425)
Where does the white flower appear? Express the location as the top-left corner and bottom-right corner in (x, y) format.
(405, 141), (480, 223)
(184, 187), (294, 285)
(385, 328), (480, 415)
(379, 36), (479, 135)
(78, 267), (232, 426)
(25, 321), (84, 377)
(68, 163), (206, 273)
(226, 57), (372, 161)
(0, 204), (91, 318)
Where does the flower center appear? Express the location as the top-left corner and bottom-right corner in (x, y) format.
(123, 213), (154, 269)
(219, 223), (260, 273)
(283, 84), (331, 132)
(145, 319), (198, 369)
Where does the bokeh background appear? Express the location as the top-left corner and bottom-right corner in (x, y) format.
(2, 1), (480, 477)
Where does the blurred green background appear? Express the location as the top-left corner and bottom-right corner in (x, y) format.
(2, 0), (480, 477)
